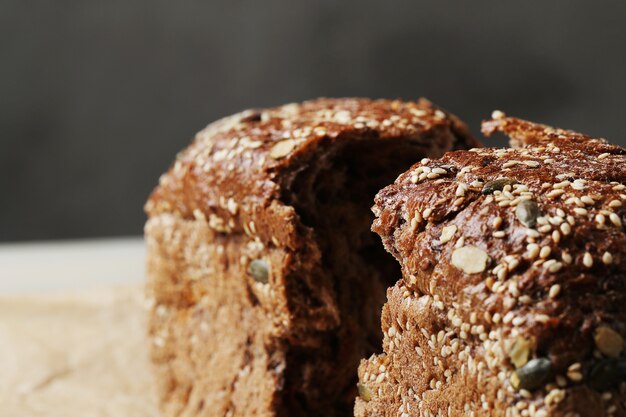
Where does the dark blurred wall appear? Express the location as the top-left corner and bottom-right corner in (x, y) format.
(2, 0), (626, 241)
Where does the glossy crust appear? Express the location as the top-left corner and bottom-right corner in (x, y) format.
(144, 98), (478, 417)
(359, 113), (626, 417)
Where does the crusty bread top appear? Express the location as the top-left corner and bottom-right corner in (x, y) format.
(145, 98), (476, 249)
(373, 112), (626, 383)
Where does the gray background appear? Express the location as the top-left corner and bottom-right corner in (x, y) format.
(2, 1), (626, 242)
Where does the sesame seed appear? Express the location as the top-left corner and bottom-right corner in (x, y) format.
(526, 229), (540, 238)
(493, 231), (506, 238)
(544, 388), (566, 405)
(526, 244), (540, 259)
(560, 223), (572, 235)
(553, 181), (570, 189)
(609, 199), (622, 208)
(609, 213), (622, 227)
(512, 316), (526, 326)
(583, 252), (594, 268)
(497, 267), (507, 280)
(581, 196), (595, 205)
(540, 246), (552, 259)
(573, 207), (588, 216)
(456, 183), (468, 197)
(547, 189), (566, 198)
(552, 230), (561, 243)
(503, 312), (515, 324)
(548, 216), (565, 226)
(507, 257), (520, 271)
(493, 216), (503, 229)
(549, 284), (561, 299)
(567, 371), (583, 382)
(562, 252), (573, 264)
(567, 363), (581, 372)
(603, 252), (613, 265)
(538, 224), (552, 233)
(440, 225), (457, 243)
(549, 262), (564, 273)
(492, 110), (506, 119)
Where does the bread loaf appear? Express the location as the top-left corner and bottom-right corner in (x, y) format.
(357, 113), (626, 416)
(144, 98), (478, 417)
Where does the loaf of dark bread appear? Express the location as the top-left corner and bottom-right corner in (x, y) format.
(144, 98), (478, 417)
(357, 113), (626, 417)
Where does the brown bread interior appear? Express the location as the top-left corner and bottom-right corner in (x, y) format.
(277, 135), (451, 416)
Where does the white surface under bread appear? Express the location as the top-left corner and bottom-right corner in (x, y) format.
(0, 238), (157, 417)
(0, 237), (145, 294)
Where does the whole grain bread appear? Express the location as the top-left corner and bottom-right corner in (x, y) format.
(144, 98), (478, 417)
(357, 113), (626, 417)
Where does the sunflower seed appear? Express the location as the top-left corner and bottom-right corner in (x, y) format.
(270, 139), (297, 159)
(451, 246), (490, 274)
(440, 225), (457, 244)
(515, 200), (540, 228)
(509, 337), (532, 368)
(482, 178), (518, 195)
(357, 383), (373, 401)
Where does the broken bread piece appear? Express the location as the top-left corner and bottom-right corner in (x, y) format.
(144, 98), (478, 417)
(358, 113), (626, 417)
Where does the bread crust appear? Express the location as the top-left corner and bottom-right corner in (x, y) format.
(144, 98), (478, 417)
(361, 113), (626, 416)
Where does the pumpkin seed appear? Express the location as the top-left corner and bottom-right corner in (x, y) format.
(482, 178), (517, 195)
(588, 358), (626, 391)
(357, 383), (372, 401)
(594, 326), (624, 358)
(510, 357), (551, 391)
(516, 200), (540, 228)
(248, 259), (269, 283)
